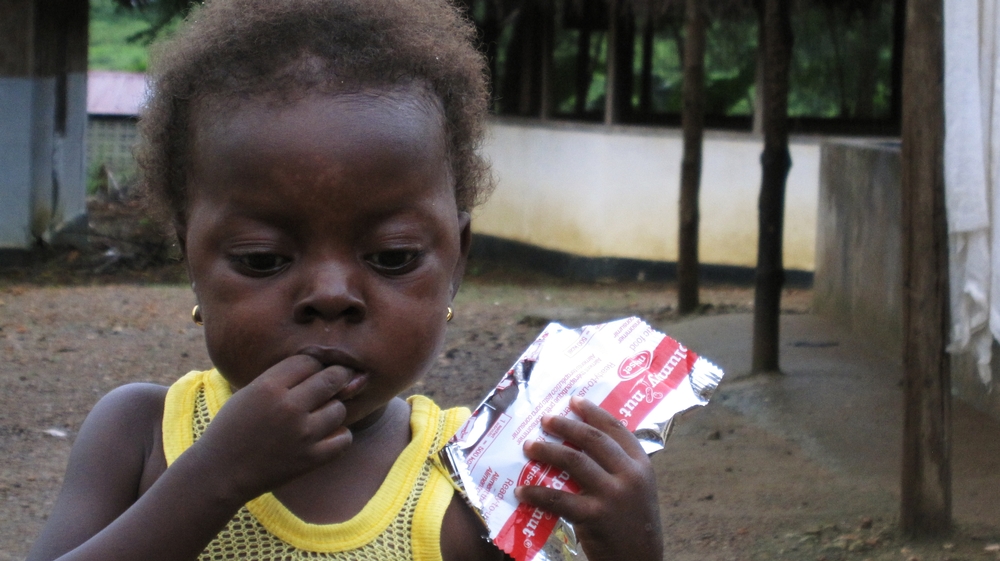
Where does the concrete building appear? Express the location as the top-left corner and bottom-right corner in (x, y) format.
(474, 119), (821, 281)
(0, 0), (90, 260)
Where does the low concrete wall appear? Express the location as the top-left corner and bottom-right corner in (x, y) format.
(813, 140), (903, 354)
(473, 118), (821, 271)
(814, 139), (1000, 420)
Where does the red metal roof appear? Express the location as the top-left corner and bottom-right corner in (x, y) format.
(87, 70), (148, 116)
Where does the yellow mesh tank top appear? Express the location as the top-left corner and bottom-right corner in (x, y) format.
(162, 369), (470, 561)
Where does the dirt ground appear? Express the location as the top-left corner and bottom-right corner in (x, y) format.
(1, 199), (998, 561)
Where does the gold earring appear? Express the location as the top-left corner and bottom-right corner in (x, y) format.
(446, 306), (453, 322)
(192, 305), (204, 326)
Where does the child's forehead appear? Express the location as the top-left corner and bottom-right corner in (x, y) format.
(186, 86), (450, 176)
(191, 84), (444, 132)
(183, 86), (457, 214)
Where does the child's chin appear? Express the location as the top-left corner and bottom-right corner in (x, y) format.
(345, 401), (390, 432)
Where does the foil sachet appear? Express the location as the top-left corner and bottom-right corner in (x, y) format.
(438, 317), (725, 561)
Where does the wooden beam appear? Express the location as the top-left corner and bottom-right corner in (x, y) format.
(612, 5), (635, 122)
(0, 0), (34, 76)
(575, 0), (593, 116)
(751, 0), (792, 374)
(890, 0), (907, 128)
(677, 0), (705, 315)
(539, 1), (554, 120)
(899, 0), (951, 537)
(638, 13), (654, 119)
(604, 0), (619, 125)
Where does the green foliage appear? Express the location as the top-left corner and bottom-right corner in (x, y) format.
(86, 151), (108, 195)
(788, 0), (894, 118)
(89, 0), (150, 71)
(704, 18), (757, 116)
(645, 31), (681, 113)
(473, 0), (897, 122)
(89, 0), (182, 72)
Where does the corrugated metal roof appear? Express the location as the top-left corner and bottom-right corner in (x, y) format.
(87, 70), (149, 116)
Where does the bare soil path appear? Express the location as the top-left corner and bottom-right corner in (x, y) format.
(3, 276), (997, 561)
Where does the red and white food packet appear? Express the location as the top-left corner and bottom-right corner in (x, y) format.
(438, 317), (724, 561)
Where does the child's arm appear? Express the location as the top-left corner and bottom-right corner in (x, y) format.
(27, 356), (357, 561)
(515, 396), (664, 561)
(26, 382), (243, 561)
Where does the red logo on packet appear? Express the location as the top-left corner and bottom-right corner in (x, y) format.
(618, 350), (652, 380)
(494, 460), (580, 561)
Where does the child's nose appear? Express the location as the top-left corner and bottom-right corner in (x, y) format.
(292, 262), (366, 324)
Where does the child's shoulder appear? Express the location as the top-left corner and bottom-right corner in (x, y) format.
(86, 382), (169, 439)
(26, 383), (168, 560)
(70, 382), (169, 488)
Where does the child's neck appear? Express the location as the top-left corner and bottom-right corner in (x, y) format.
(270, 397), (413, 524)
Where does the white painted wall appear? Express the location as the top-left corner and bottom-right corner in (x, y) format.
(29, 76), (57, 236)
(50, 71), (89, 240)
(474, 119), (821, 271)
(0, 77), (36, 249)
(0, 73), (88, 251)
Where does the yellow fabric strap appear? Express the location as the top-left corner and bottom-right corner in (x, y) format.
(161, 368), (471, 558)
(162, 369), (223, 465)
(412, 406), (470, 561)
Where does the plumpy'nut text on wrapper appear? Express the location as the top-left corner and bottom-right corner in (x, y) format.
(438, 317), (725, 561)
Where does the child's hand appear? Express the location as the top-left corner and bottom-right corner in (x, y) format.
(191, 355), (360, 501)
(515, 396), (663, 561)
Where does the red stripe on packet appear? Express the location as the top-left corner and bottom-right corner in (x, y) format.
(494, 460), (581, 560)
(495, 334), (698, 560)
(597, 335), (699, 428)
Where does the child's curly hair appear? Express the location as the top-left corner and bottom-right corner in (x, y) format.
(137, 0), (493, 224)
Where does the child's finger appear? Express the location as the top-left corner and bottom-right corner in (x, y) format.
(307, 396), (349, 439)
(312, 425), (353, 459)
(537, 415), (635, 478)
(568, 396), (648, 462)
(522, 439), (608, 492)
(287, 365), (354, 411)
(514, 484), (598, 524)
(252, 354), (325, 390)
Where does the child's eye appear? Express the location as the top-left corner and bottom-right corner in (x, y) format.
(367, 250), (420, 273)
(231, 253), (290, 275)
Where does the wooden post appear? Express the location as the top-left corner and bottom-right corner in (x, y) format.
(899, 0), (951, 537)
(575, 0), (593, 116)
(604, 0), (618, 125)
(752, 0), (765, 135)
(517, 10), (539, 116)
(638, 12), (655, 119)
(611, 5), (635, 122)
(539, 0), (554, 120)
(677, 0), (705, 314)
(751, 0), (792, 374)
(890, 0), (907, 128)
(481, 0), (501, 112)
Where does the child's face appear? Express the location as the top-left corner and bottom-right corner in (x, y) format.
(179, 90), (470, 427)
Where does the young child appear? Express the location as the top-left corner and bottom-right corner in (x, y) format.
(26, 1), (663, 560)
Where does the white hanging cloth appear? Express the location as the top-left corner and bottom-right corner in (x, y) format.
(945, 0), (1000, 385)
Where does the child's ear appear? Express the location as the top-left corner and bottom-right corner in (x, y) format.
(451, 211), (472, 299)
